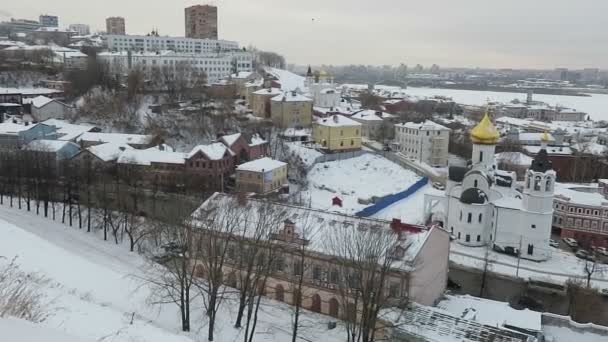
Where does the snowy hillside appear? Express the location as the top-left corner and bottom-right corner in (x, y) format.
(302, 154), (421, 214)
(0, 204), (347, 342)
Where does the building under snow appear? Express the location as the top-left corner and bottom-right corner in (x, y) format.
(425, 113), (556, 261)
(394, 120), (450, 167)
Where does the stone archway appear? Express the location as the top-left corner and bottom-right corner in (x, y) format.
(311, 294), (321, 313)
(275, 284), (284, 302)
(329, 298), (339, 318)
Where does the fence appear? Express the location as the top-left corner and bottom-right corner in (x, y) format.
(306, 150), (368, 171)
(356, 176), (429, 217)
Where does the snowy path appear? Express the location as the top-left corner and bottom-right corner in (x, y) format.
(0, 203), (347, 342)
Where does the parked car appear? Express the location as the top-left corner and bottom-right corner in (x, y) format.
(432, 182), (445, 191)
(601, 289), (608, 297)
(549, 239), (559, 248)
(575, 249), (595, 261)
(562, 237), (578, 248)
(447, 278), (462, 290)
(596, 247), (608, 256)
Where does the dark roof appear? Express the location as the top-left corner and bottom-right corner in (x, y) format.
(449, 166), (469, 182)
(530, 148), (553, 173)
(460, 188), (488, 205)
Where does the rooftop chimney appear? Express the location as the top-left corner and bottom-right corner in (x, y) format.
(333, 115), (339, 123)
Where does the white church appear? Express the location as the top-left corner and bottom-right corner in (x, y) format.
(424, 112), (556, 261)
(304, 67), (341, 109)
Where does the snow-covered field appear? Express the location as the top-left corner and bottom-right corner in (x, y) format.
(405, 87), (608, 121)
(372, 184), (443, 224)
(0, 204), (347, 342)
(302, 154), (421, 215)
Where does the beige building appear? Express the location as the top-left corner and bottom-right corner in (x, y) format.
(236, 157), (287, 194)
(350, 109), (396, 141)
(394, 120), (450, 167)
(270, 91), (313, 129)
(251, 87), (282, 119)
(185, 5), (218, 40)
(105, 17), (125, 35)
(312, 115), (362, 152)
(194, 193), (451, 320)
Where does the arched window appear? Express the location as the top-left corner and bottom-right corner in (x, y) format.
(545, 177), (552, 192)
(474, 180), (478, 188)
(467, 213), (472, 223)
(534, 176), (542, 191)
(526, 175), (531, 189)
(478, 213), (482, 223)
(479, 151), (484, 162)
(459, 211), (462, 221)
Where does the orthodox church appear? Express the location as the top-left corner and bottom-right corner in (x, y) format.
(424, 112), (556, 261)
(304, 67), (341, 109)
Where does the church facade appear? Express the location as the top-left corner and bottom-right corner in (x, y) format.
(424, 113), (556, 261)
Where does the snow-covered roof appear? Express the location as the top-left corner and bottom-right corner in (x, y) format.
(194, 193), (431, 268)
(518, 132), (555, 142)
(554, 183), (608, 207)
(117, 148), (185, 166)
(282, 128), (311, 137)
(86, 142), (133, 162)
(250, 134), (267, 146)
(396, 120), (449, 131)
(24, 139), (78, 152)
(237, 157), (286, 172)
(231, 71), (253, 79)
(523, 145), (572, 155)
(350, 109), (395, 121)
(78, 132), (152, 146)
(495, 152), (533, 166)
(43, 119), (97, 141)
(438, 295), (542, 333)
(0, 87), (61, 96)
(315, 115), (361, 127)
(0, 122), (38, 135)
(188, 142), (234, 160)
(30, 95), (54, 108)
(270, 92), (312, 102)
(264, 67), (306, 92)
(252, 87), (283, 96)
(381, 303), (532, 342)
(220, 133), (242, 147)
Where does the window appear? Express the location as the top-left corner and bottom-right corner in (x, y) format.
(534, 176), (541, 191)
(330, 269), (339, 284)
(389, 282), (400, 298)
(476, 235), (481, 242)
(546, 178), (552, 191)
(479, 151), (483, 162)
(426, 131), (429, 136)
(458, 232), (461, 239)
(478, 213), (482, 223)
(450, 227), (454, 233)
(312, 266), (322, 280)
(466, 234), (471, 242)
(527, 244), (534, 255)
(351, 140), (354, 146)
(467, 213), (472, 223)
(531, 224), (536, 229)
(474, 180), (478, 188)
(459, 211), (462, 221)
(293, 261), (303, 276)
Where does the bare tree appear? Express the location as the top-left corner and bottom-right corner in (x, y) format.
(324, 224), (404, 342)
(580, 253), (606, 288)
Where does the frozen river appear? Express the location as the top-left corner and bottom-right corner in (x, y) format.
(404, 87), (608, 121)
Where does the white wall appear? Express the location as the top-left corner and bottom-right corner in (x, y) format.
(32, 101), (69, 121)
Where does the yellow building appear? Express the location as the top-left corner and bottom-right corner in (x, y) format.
(270, 91), (313, 129)
(236, 157), (288, 194)
(312, 115), (362, 152)
(251, 87), (282, 118)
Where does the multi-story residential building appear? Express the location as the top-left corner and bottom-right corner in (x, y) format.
(96, 50), (253, 84)
(553, 180), (608, 248)
(394, 120), (450, 167)
(185, 5), (218, 40)
(312, 115), (362, 152)
(350, 110), (395, 141)
(270, 91), (313, 129)
(186, 142), (235, 180)
(106, 17), (125, 35)
(0, 19), (42, 35)
(39, 15), (58, 27)
(236, 157), (288, 194)
(251, 88), (283, 118)
(68, 24), (90, 36)
(105, 34), (239, 53)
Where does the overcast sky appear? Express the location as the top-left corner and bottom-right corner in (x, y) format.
(3, 0), (607, 69)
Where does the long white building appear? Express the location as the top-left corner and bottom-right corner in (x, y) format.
(105, 34), (239, 54)
(394, 120), (450, 167)
(97, 50), (253, 83)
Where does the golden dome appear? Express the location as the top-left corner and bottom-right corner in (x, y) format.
(470, 112), (499, 145)
(319, 70), (329, 77)
(541, 131), (550, 142)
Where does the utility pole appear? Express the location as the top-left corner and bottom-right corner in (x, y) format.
(516, 236), (523, 278)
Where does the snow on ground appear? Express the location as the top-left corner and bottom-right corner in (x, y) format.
(450, 242), (608, 289)
(543, 325), (608, 342)
(404, 87), (608, 121)
(0, 203), (347, 342)
(284, 142), (322, 168)
(0, 316), (93, 342)
(302, 154), (421, 214)
(373, 184), (443, 223)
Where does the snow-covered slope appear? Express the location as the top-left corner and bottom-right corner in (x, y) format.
(0, 204), (346, 342)
(0, 316), (93, 342)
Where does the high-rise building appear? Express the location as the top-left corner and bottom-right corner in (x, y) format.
(106, 17), (125, 35)
(39, 15), (58, 27)
(68, 24), (90, 36)
(185, 5), (218, 40)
